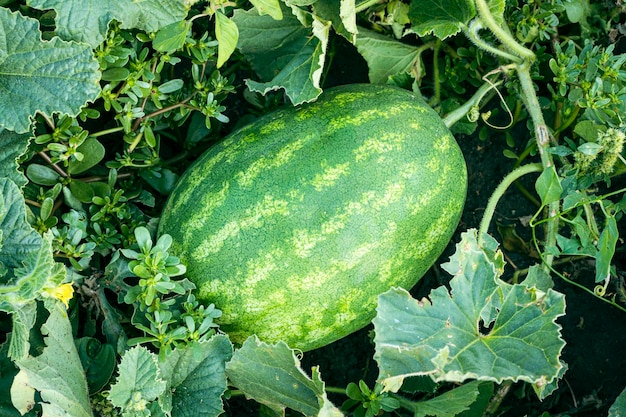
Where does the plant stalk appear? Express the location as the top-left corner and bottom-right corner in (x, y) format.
(478, 163), (543, 245)
(442, 80), (499, 128)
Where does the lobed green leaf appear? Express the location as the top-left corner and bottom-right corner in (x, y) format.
(0, 8), (100, 134)
(14, 304), (93, 417)
(226, 336), (343, 417)
(232, 4), (328, 105)
(373, 230), (566, 400)
(27, 0), (189, 48)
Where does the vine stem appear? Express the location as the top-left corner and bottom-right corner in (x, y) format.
(442, 80), (498, 128)
(478, 163), (543, 245)
(474, 0), (535, 62)
(471, 0), (560, 271)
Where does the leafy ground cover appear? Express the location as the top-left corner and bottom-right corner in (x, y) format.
(2, 0), (626, 416)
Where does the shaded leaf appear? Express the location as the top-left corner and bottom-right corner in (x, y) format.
(76, 337), (116, 394)
(408, 0), (476, 39)
(226, 336), (342, 417)
(312, 0), (358, 42)
(14, 304), (93, 417)
(0, 130), (30, 188)
(158, 336), (233, 417)
(27, 0), (189, 48)
(354, 27), (422, 84)
(373, 230), (566, 400)
(414, 380), (483, 417)
(233, 5), (328, 104)
(0, 8), (100, 134)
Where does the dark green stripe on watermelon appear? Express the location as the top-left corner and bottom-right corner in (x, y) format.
(158, 83), (467, 351)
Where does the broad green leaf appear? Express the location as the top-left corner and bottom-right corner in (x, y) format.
(609, 385), (626, 417)
(226, 336), (342, 417)
(233, 5), (328, 105)
(14, 304), (93, 417)
(414, 380), (483, 417)
(311, 0), (358, 42)
(354, 27), (422, 84)
(373, 230), (566, 400)
(75, 337), (116, 394)
(109, 346), (167, 410)
(153, 20), (190, 53)
(535, 166), (563, 207)
(595, 215), (618, 283)
(0, 130), (30, 188)
(250, 0), (283, 20)
(26, 0), (189, 48)
(158, 336), (233, 417)
(0, 177), (66, 358)
(215, 11), (239, 68)
(0, 8), (100, 134)
(408, 0), (476, 39)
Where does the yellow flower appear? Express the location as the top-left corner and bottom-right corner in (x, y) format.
(49, 283), (74, 308)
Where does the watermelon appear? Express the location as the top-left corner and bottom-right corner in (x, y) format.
(158, 83), (467, 351)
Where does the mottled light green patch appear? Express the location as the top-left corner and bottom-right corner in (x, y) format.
(259, 117), (286, 135)
(234, 137), (307, 188)
(244, 248), (283, 286)
(434, 133), (452, 153)
(310, 161), (351, 191)
(184, 181), (230, 236)
(354, 131), (406, 162)
(326, 108), (387, 134)
(293, 229), (326, 258)
(194, 195), (289, 259)
(286, 188), (305, 202)
(426, 156), (440, 172)
(331, 91), (369, 106)
(294, 106), (316, 122)
(372, 182), (405, 211)
(289, 266), (338, 292)
(400, 161), (421, 180)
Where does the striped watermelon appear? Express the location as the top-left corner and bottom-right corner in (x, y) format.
(158, 83), (467, 351)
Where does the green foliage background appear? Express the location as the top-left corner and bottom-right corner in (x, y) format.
(1, 0), (626, 416)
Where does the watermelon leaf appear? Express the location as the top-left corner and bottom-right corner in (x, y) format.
(408, 0), (476, 39)
(232, 4), (329, 104)
(225, 336), (342, 416)
(0, 8), (100, 134)
(373, 229), (566, 400)
(354, 27), (423, 84)
(108, 346), (167, 412)
(13, 304), (93, 417)
(158, 336), (233, 417)
(26, 0), (189, 47)
(0, 178), (67, 359)
(412, 380), (484, 417)
(0, 130), (30, 188)
(609, 386), (626, 417)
